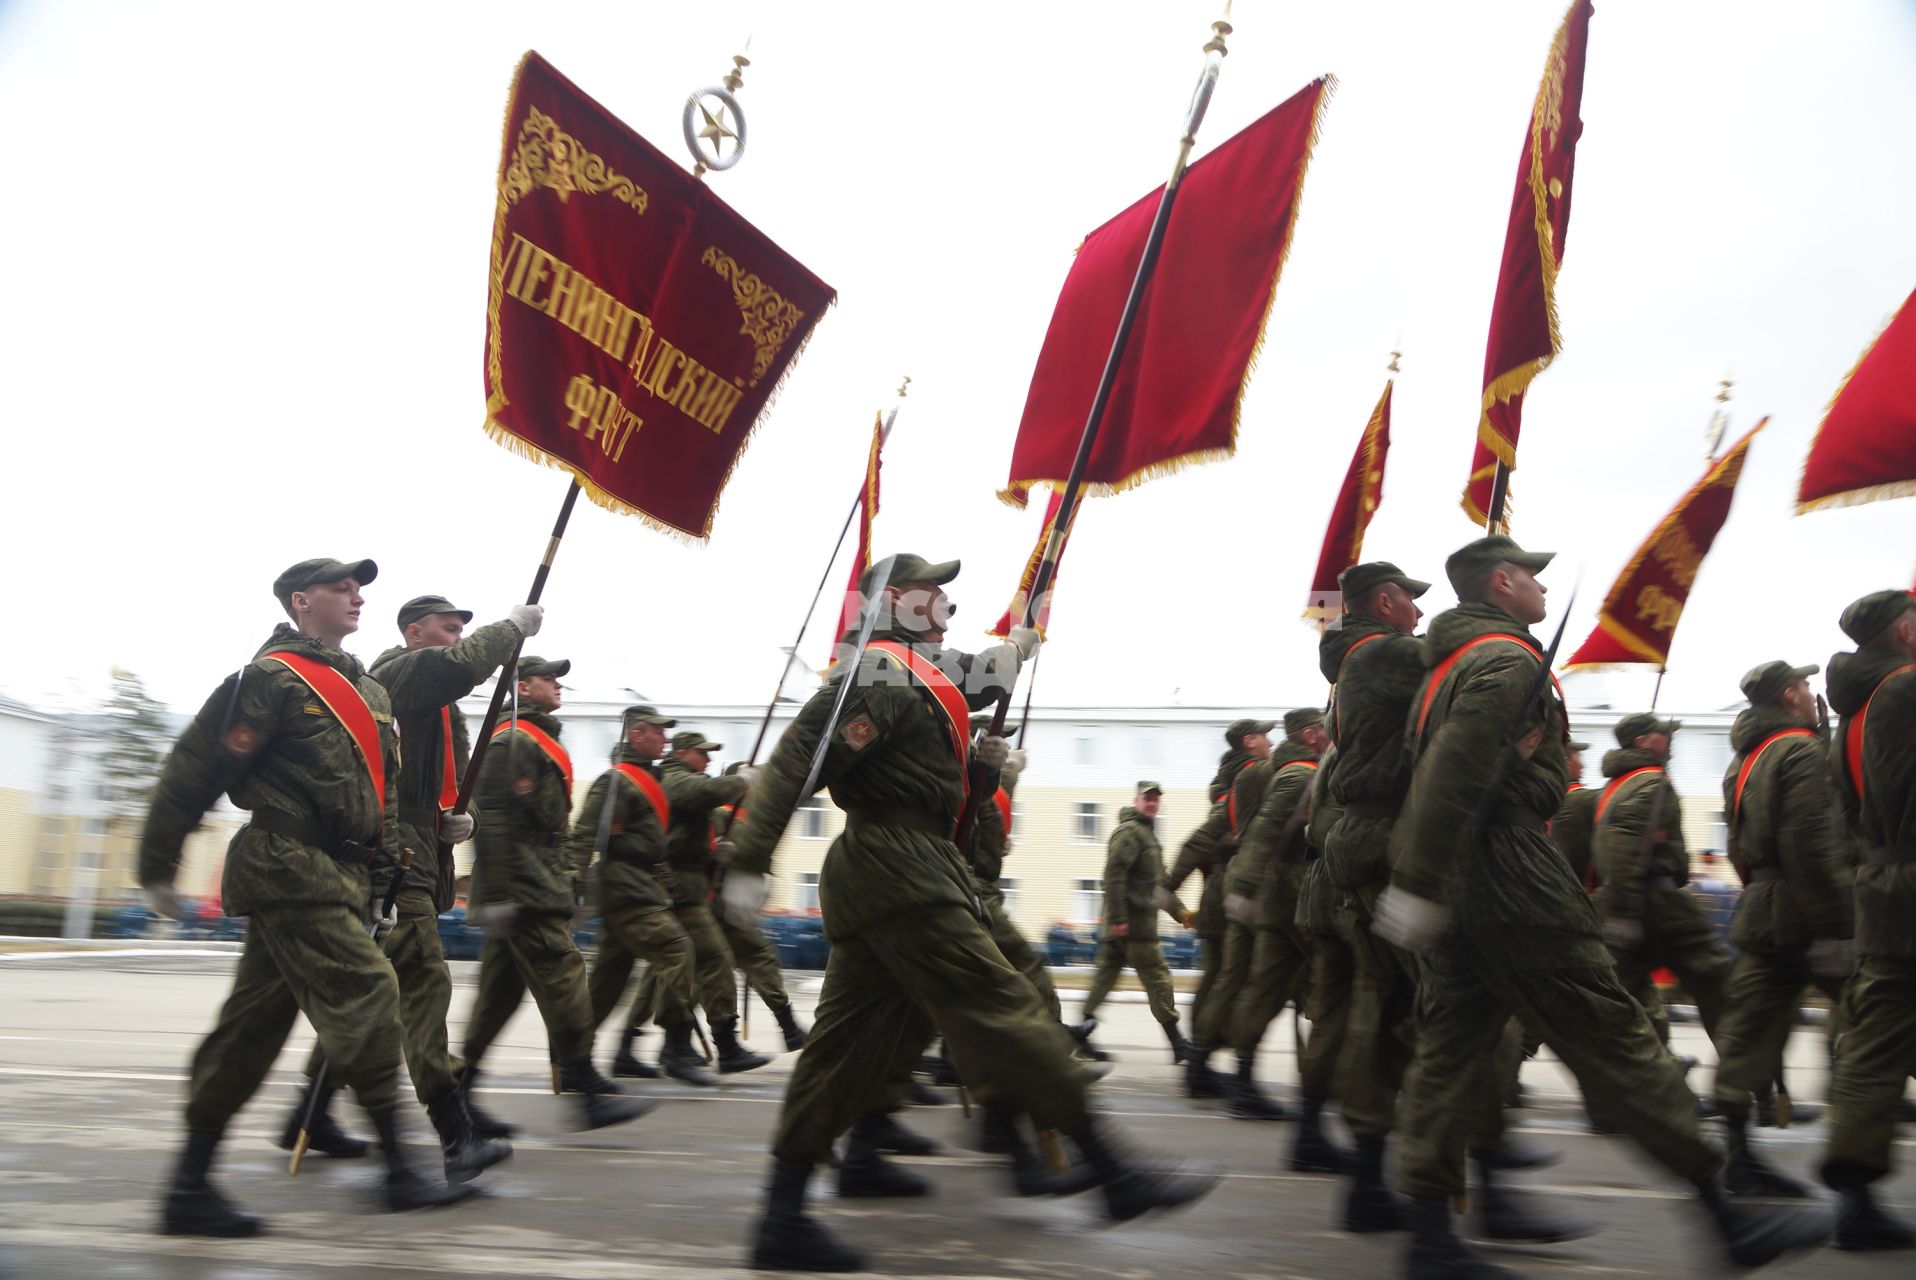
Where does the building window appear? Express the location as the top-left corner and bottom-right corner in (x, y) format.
(1073, 877), (1102, 923)
(800, 798), (825, 839)
(998, 877), (1019, 917)
(1074, 735), (1095, 766)
(797, 872), (821, 911)
(1074, 801), (1102, 842)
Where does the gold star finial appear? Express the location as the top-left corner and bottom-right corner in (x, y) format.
(698, 100), (737, 146)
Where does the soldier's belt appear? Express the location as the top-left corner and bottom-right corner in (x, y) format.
(1862, 844), (1916, 866)
(843, 807), (956, 840)
(247, 810), (379, 868)
(1746, 866), (1786, 883)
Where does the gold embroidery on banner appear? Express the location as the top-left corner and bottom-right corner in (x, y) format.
(701, 247), (805, 386)
(502, 107), (648, 213)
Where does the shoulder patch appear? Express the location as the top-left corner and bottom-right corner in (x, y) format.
(838, 714), (879, 751)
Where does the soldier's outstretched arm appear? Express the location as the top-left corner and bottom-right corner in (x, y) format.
(941, 641), (1027, 710)
(139, 669), (278, 888)
(666, 768), (751, 813)
(1160, 799), (1225, 918)
(729, 681), (857, 877)
(374, 619), (523, 714)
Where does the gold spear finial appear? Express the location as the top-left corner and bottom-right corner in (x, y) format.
(1204, 1), (1234, 56)
(723, 34), (752, 94)
(896, 374), (912, 399)
(1387, 349), (1402, 374)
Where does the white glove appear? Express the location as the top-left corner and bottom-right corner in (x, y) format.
(1372, 885), (1449, 953)
(374, 901), (399, 941)
(721, 870), (771, 929)
(474, 901), (519, 932)
(1007, 626), (1042, 661)
(1601, 916), (1644, 951)
(733, 764), (761, 786)
(1808, 937), (1855, 981)
(143, 882), (184, 922)
(1005, 748), (1029, 773)
(440, 811), (475, 843)
(1224, 892), (1255, 926)
(973, 732), (1009, 772)
(508, 603), (544, 637)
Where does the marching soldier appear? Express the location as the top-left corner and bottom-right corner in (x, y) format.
(713, 761), (811, 1051)
(1592, 713), (1733, 1047)
(141, 558), (475, 1236)
(459, 657), (655, 1130)
(724, 554), (1217, 1271)
(1079, 783), (1186, 1058)
(1374, 535), (1828, 1277)
(572, 707), (719, 1087)
(1551, 738), (1598, 884)
(283, 593), (530, 1180)
(964, 716), (1061, 1022)
(1709, 660), (1853, 1198)
(1820, 590), (1916, 1250)
(1291, 744), (1356, 1175)
(1222, 708), (1329, 1121)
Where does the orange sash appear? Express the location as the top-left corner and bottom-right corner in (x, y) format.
(1224, 756), (1259, 836)
(866, 640), (971, 777)
(494, 718), (573, 792)
(992, 787), (1013, 834)
(261, 650), (386, 810)
(1414, 633), (1562, 740)
(1331, 630), (1388, 737)
(615, 762), (670, 828)
(437, 705), (459, 810)
(1596, 766), (1662, 825)
(1731, 729), (1813, 826)
(1845, 664), (1916, 802)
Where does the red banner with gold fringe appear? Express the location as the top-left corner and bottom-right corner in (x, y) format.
(831, 414), (885, 657)
(1563, 419), (1766, 671)
(1797, 285), (1916, 513)
(1305, 379), (1393, 624)
(991, 487), (1082, 639)
(1462, 0), (1594, 527)
(482, 52), (835, 539)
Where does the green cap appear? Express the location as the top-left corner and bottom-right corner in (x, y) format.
(621, 703), (676, 728)
(723, 760), (748, 777)
(273, 557), (377, 608)
(671, 730), (722, 753)
(1567, 739), (1591, 753)
(860, 553), (960, 596)
(1283, 707), (1325, 736)
(1839, 589), (1916, 645)
(1226, 718), (1277, 746)
(1338, 560), (1432, 604)
(1740, 660), (1819, 704)
(1137, 780), (1163, 796)
(517, 656), (570, 680)
(396, 594), (472, 630)
(1615, 711), (1680, 745)
(1444, 535), (1555, 596)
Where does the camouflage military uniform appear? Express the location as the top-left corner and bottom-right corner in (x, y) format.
(1160, 758), (1244, 1048)
(1294, 754), (1350, 1112)
(710, 800), (795, 1012)
(1081, 801), (1177, 1025)
(461, 706), (595, 1070)
(641, 755), (753, 1023)
(142, 626), (406, 1133)
(1551, 782), (1600, 885)
(1197, 754), (1279, 1050)
(967, 762), (1060, 1019)
(1226, 741), (1320, 1058)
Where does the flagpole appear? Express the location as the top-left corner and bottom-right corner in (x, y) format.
(1013, 647), (1042, 750)
(746, 380), (909, 765)
(1485, 462), (1512, 536)
(957, 5), (1236, 846)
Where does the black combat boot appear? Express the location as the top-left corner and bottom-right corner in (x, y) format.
(750, 1159), (866, 1271)
(611, 1026), (660, 1079)
(858, 1109), (939, 1156)
(1225, 1053), (1291, 1120)
(771, 1001), (809, 1051)
(455, 1066), (517, 1140)
(993, 1112), (1103, 1199)
(1405, 1195), (1520, 1279)
(558, 1058), (658, 1130)
(1183, 1044), (1224, 1098)
(160, 1129), (263, 1237)
(277, 1080), (369, 1158)
(837, 1117), (933, 1198)
(1066, 1117), (1222, 1222)
(713, 1016), (772, 1074)
(1066, 1018), (1112, 1062)
(659, 1021), (719, 1087)
(976, 1107), (1019, 1155)
(1721, 1109), (1810, 1197)
(1289, 1098), (1355, 1174)
(1160, 1018), (1196, 1064)
(1694, 1173), (1831, 1267)
(1833, 1183), (1916, 1251)
(1467, 1133), (1559, 1171)
(1470, 1158), (1594, 1242)
(1344, 1135), (1406, 1233)
(922, 1044), (963, 1086)
(371, 1108), (479, 1212)
(425, 1088), (512, 1184)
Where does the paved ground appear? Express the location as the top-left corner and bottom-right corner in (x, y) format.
(2, 950), (1911, 1279)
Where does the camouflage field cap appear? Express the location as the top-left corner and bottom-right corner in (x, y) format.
(1614, 711), (1680, 745)
(861, 553), (960, 595)
(1839, 589), (1916, 645)
(273, 557), (377, 608)
(517, 656), (570, 681)
(672, 730), (722, 753)
(1739, 660), (1819, 704)
(1444, 535), (1554, 595)
(1567, 739), (1591, 753)
(1338, 560), (1432, 603)
(622, 704), (676, 728)
(396, 594), (473, 629)
(1137, 780), (1164, 796)
(1226, 718), (1277, 746)
(1283, 707), (1325, 736)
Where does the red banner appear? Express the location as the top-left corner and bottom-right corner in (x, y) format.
(990, 487), (1082, 639)
(1563, 419), (1766, 671)
(1305, 379), (1393, 624)
(1462, 0), (1594, 527)
(832, 414), (884, 654)
(999, 78), (1333, 507)
(482, 53), (835, 538)
(1797, 285), (1916, 513)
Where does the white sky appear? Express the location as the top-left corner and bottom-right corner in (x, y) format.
(2, 0), (1911, 720)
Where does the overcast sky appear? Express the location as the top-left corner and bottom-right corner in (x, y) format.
(2, 0), (1911, 722)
